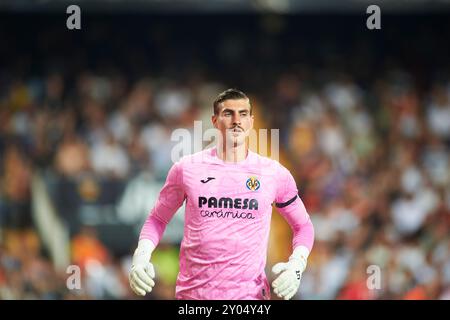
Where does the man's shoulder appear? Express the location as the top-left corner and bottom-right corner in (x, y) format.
(176, 148), (215, 166)
(250, 151), (286, 171)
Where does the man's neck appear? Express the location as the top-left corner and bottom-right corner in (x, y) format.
(217, 143), (248, 163)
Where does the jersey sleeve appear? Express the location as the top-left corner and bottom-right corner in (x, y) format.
(275, 165), (315, 252)
(139, 161), (186, 247)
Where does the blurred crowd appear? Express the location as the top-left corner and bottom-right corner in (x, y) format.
(276, 71), (450, 300)
(0, 14), (449, 299)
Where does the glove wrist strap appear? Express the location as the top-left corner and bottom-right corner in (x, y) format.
(289, 246), (309, 272)
(133, 239), (155, 265)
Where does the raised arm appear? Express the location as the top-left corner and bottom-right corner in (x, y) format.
(129, 161), (186, 296)
(271, 165), (315, 300)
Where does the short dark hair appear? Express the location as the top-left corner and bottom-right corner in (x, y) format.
(213, 88), (251, 115)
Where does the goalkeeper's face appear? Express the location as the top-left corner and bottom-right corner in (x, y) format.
(212, 98), (254, 148)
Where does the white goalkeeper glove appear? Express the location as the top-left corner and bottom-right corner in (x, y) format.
(129, 239), (156, 296)
(271, 246), (309, 300)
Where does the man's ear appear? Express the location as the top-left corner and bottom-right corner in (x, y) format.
(212, 114), (218, 128)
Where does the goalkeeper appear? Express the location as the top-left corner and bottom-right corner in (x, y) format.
(129, 89), (315, 300)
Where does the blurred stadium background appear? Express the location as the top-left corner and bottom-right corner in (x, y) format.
(0, 0), (449, 300)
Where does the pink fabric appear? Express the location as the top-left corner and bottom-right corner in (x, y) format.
(139, 147), (314, 300)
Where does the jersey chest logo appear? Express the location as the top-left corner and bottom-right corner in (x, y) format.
(246, 176), (261, 191)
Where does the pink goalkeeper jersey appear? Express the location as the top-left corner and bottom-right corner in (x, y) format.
(140, 147), (314, 300)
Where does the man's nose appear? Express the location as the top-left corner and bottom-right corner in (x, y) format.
(232, 113), (241, 124)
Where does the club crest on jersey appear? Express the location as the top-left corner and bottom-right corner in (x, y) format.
(246, 176), (260, 191)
